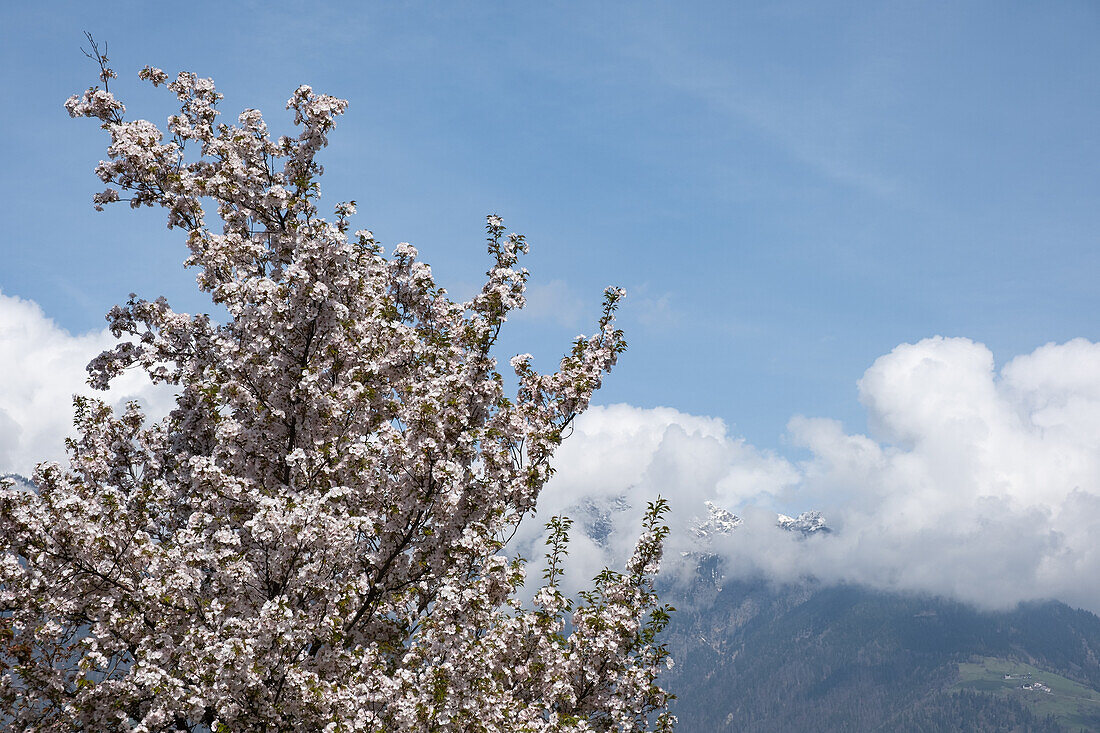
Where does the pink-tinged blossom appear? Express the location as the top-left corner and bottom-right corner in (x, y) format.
(0, 50), (674, 732)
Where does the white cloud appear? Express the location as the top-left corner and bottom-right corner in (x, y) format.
(517, 403), (800, 596)
(5, 294), (1098, 614)
(531, 336), (1100, 614)
(0, 291), (174, 476)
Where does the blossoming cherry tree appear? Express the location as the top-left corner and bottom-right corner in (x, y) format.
(0, 42), (674, 732)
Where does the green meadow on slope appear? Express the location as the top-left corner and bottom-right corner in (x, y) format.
(956, 657), (1100, 730)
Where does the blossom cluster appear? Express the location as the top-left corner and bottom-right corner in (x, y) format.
(1, 51), (674, 732)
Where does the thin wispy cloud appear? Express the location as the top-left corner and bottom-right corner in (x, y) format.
(512, 278), (587, 329)
(618, 24), (907, 204)
(625, 284), (680, 331)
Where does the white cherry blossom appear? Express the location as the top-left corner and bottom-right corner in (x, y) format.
(0, 44), (674, 732)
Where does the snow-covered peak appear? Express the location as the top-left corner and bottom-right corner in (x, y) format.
(777, 511), (831, 536)
(692, 501), (743, 539)
(1, 473), (33, 491)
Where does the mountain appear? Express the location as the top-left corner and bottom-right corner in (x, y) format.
(775, 510), (831, 536)
(661, 576), (1100, 731)
(560, 498), (1100, 729)
(0, 473), (32, 490)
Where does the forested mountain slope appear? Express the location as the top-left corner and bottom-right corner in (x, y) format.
(663, 577), (1100, 731)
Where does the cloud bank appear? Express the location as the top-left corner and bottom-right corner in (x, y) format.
(2, 292), (1097, 613)
(0, 291), (174, 476)
(528, 336), (1100, 614)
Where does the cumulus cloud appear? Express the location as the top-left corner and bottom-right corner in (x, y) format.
(530, 336), (1100, 614)
(0, 291), (174, 476)
(515, 404), (800, 595)
(4, 294), (1097, 614)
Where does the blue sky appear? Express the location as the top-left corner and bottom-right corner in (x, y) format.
(2, 1), (1098, 453)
